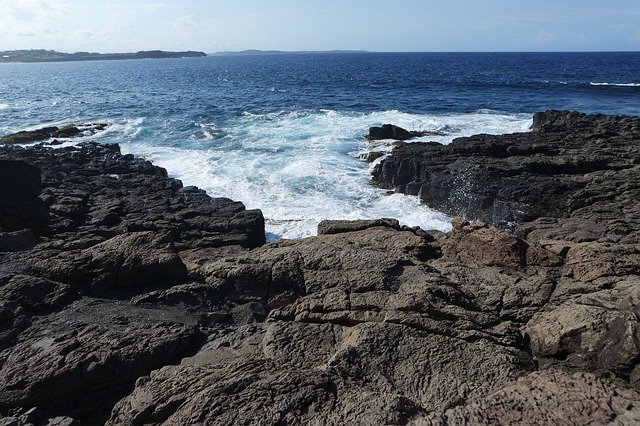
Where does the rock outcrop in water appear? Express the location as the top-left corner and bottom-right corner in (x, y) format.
(367, 124), (446, 141)
(0, 124), (108, 145)
(1, 112), (640, 424)
(373, 110), (640, 232)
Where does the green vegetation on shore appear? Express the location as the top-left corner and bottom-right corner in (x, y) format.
(0, 49), (207, 64)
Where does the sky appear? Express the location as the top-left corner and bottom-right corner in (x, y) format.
(1, 0), (639, 53)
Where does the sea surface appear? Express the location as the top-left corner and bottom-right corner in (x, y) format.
(1, 52), (639, 239)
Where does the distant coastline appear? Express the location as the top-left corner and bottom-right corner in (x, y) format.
(210, 49), (369, 56)
(0, 49), (207, 64)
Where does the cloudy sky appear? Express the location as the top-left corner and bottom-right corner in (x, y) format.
(1, 0), (639, 53)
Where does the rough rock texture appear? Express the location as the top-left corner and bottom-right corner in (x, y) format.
(2, 112), (640, 425)
(108, 222), (536, 425)
(373, 110), (640, 233)
(420, 370), (640, 425)
(0, 142), (266, 423)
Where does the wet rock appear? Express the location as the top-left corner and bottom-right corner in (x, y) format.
(0, 124), (108, 145)
(367, 124), (447, 141)
(373, 110), (640, 238)
(367, 124), (415, 140)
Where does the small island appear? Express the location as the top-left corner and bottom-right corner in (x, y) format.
(0, 49), (207, 64)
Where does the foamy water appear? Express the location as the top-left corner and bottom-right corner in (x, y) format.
(3, 53), (636, 240)
(89, 109), (533, 240)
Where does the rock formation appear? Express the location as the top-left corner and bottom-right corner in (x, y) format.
(366, 124), (446, 141)
(0, 124), (108, 145)
(373, 110), (640, 233)
(1, 111), (639, 424)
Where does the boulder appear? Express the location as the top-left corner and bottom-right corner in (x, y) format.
(367, 124), (415, 141)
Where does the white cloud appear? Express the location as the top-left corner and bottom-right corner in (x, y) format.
(533, 30), (554, 44)
(173, 15), (204, 30)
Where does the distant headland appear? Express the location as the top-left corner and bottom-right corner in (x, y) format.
(0, 50), (207, 64)
(211, 49), (369, 56)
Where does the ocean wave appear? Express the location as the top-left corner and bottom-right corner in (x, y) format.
(0, 102), (8, 110)
(107, 109), (532, 240)
(94, 117), (145, 139)
(590, 82), (640, 87)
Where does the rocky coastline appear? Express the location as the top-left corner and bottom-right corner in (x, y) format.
(1, 111), (639, 424)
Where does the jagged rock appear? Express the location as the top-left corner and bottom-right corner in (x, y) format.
(108, 225), (535, 424)
(0, 230), (40, 252)
(1, 114), (639, 424)
(373, 110), (640, 237)
(367, 124), (416, 140)
(443, 218), (562, 268)
(1, 143), (266, 247)
(0, 142), (268, 422)
(358, 150), (385, 163)
(30, 231), (188, 294)
(367, 124), (446, 141)
(317, 218), (401, 235)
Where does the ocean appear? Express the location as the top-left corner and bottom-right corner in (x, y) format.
(1, 52), (639, 240)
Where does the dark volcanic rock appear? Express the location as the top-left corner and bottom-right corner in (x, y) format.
(108, 225), (536, 424)
(0, 298), (203, 423)
(0, 123), (107, 145)
(1, 114), (640, 424)
(0, 141), (266, 423)
(0, 160), (49, 233)
(367, 124), (447, 141)
(373, 110), (640, 236)
(368, 124), (415, 141)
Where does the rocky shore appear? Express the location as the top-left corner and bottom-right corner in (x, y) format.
(1, 111), (639, 424)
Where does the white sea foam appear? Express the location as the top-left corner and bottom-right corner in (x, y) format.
(113, 109), (532, 240)
(0, 102), (8, 110)
(590, 82), (640, 87)
(95, 117), (145, 139)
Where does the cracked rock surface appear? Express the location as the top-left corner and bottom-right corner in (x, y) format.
(1, 112), (640, 425)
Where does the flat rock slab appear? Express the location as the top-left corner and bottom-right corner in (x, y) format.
(0, 298), (203, 423)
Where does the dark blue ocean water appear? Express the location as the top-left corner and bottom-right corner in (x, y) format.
(1, 52), (639, 238)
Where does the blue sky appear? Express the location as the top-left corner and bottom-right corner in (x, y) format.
(1, 0), (639, 52)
